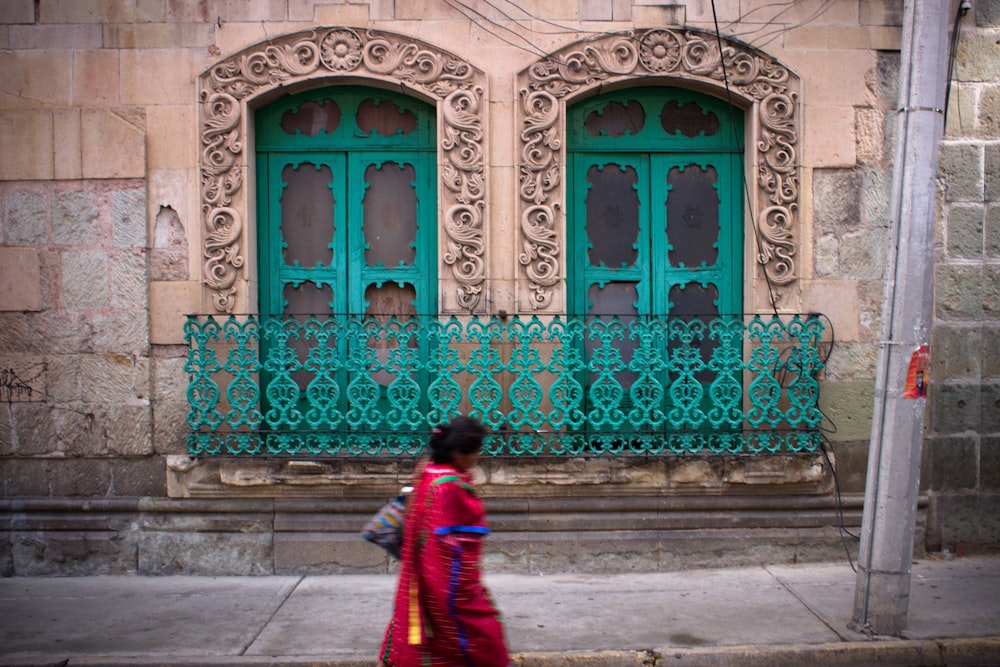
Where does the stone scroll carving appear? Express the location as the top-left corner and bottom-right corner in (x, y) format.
(517, 29), (801, 310)
(199, 28), (487, 312)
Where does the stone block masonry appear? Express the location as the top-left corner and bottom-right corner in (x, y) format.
(0, 179), (156, 499)
(930, 8), (1000, 552)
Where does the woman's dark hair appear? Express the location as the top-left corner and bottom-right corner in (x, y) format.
(429, 416), (486, 464)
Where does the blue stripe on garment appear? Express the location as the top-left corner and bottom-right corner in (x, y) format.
(447, 543), (475, 667)
(434, 525), (490, 536)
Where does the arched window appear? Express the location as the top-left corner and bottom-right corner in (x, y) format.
(255, 86), (437, 319)
(253, 86), (437, 444)
(566, 88), (745, 438)
(567, 88), (743, 320)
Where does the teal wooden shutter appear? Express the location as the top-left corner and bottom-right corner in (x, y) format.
(567, 88), (744, 435)
(254, 86), (437, 439)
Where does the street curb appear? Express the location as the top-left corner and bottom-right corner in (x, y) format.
(3, 637), (1000, 667)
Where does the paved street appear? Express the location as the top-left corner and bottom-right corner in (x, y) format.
(1, 554), (999, 666)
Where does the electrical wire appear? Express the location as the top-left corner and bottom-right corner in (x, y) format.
(709, 0), (780, 317)
(943, 1), (971, 128)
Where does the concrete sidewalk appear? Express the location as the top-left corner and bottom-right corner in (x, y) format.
(1, 555), (999, 667)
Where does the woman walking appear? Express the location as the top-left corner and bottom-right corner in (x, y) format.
(378, 417), (512, 667)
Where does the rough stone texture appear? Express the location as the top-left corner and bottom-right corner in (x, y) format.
(985, 265), (1000, 318)
(78, 353), (147, 403)
(926, 435), (979, 491)
(111, 456), (167, 496)
(945, 83), (978, 137)
(931, 382), (982, 435)
(111, 185), (147, 248)
(856, 108), (886, 164)
(47, 458), (112, 497)
(51, 186), (101, 246)
(947, 204), (984, 257)
(10, 528), (138, 575)
(4, 188), (49, 245)
(978, 0), (1000, 26)
(932, 324), (982, 380)
(934, 493), (1000, 547)
(0, 314), (32, 356)
(935, 264), (984, 320)
(0, 406), (13, 456)
(274, 532), (388, 575)
(91, 403), (154, 456)
(92, 309), (149, 355)
(138, 530), (272, 575)
(862, 168), (891, 227)
(938, 142), (984, 201)
(987, 206), (1000, 257)
(986, 144), (1000, 201)
(11, 403), (62, 455)
(820, 342), (878, 382)
(983, 381), (1000, 434)
(28, 309), (95, 354)
(153, 400), (190, 455)
(955, 28), (1000, 82)
(110, 249), (147, 308)
(979, 84), (1000, 138)
(835, 228), (888, 279)
(983, 436), (1000, 490)
(826, 440), (870, 494)
(985, 325), (1000, 379)
(0, 458), (50, 496)
(817, 381), (875, 442)
(0, 248), (42, 311)
(61, 248), (109, 309)
(812, 169), (863, 235)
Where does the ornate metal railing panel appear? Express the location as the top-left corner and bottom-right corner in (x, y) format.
(185, 314), (826, 456)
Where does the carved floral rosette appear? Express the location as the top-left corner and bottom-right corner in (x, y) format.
(199, 28), (487, 313)
(516, 29), (801, 311)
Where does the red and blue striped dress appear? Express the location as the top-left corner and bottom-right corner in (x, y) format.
(379, 463), (511, 667)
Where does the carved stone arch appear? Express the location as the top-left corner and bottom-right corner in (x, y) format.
(516, 29), (800, 312)
(199, 28), (487, 313)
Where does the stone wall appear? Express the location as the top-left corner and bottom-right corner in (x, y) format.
(0, 0), (990, 574)
(928, 1), (1000, 552)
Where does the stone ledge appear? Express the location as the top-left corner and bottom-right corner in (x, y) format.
(166, 454), (835, 499)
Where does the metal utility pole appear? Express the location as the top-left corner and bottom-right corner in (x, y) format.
(851, 0), (952, 636)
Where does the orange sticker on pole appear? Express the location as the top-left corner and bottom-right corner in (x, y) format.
(903, 344), (930, 398)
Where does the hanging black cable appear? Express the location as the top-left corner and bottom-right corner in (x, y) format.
(943, 1), (971, 127)
(710, 0), (780, 316)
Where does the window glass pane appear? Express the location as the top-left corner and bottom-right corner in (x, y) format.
(586, 163), (639, 268)
(666, 164), (720, 268)
(588, 282), (638, 387)
(585, 100), (645, 137)
(588, 281), (638, 317)
(284, 281), (334, 315)
(363, 162), (418, 267)
(367, 283), (417, 386)
(669, 282), (718, 317)
(660, 100), (720, 137)
(282, 282), (334, 389)
(281, 162), (335, 268)
(280, 99), (341, 136)
(668, 282), (719, 384)
(366, 281), (417, 317)
(357, 98), (417, 136)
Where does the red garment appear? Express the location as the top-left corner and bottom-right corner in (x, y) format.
(379, 463), (511, 667)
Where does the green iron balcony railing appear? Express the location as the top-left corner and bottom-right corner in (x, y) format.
(185, 313), (827, 457)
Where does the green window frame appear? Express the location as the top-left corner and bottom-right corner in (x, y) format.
(254, 86), (438, 432)
(567, 88), (745, 434)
